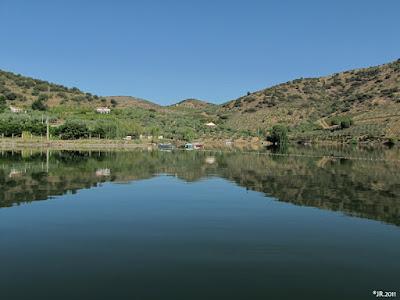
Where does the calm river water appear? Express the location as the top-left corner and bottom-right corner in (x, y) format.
(0, 147), (399, 299)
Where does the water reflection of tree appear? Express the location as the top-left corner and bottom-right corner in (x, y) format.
(0, 148), (399, 226)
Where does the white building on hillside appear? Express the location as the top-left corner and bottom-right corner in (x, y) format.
(96, 107), (111, 114)
(10, 106), (23, 113)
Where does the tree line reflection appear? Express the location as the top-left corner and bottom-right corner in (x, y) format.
(0, 148), (399, 226)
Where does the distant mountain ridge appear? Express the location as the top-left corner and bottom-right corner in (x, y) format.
(172, 98), (216, 109)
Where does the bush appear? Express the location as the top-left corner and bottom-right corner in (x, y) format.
(38, 93), (49, 102)
(0, 95), (6, 113)
(34, 83), (49, 92)
(56, 121), (90, 140)
(267, 125), (288, 145)
(244, 108), (257, 113)
(0, 119), (23, 136)
(5, 91), (17, 100)
(110, 99), (118, 107)
(92, 121), (117, 139)
(340, 119), (352, 129)
(31, 99), (48, 111)
(329, 116), (353, 129)
(0, 117), (46, 137)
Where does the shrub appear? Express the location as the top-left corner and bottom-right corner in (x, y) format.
(56, 121), (90, 140)
(5, 91), (17, 100)
(340, 119), (352, 129)
(92, 121), (118, 139)
(0, 95), (6, 112)
(329, 116), (353, 129)
(34, 83), (49, 92)
(0, 118), (23, 136)
(38, 93), (49, 102)
(267, 125), (288, 145)
(110, 98), (118, 107)
(31, 99), (48, 111)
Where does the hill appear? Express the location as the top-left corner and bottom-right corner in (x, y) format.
(172, 98), (216, 110)
(220, 59), (400, 143)
(0, 70), (107, 108)
(0, 70), (161, 110)
(1, 59), (400, 144)
(104, 96), (160, 110)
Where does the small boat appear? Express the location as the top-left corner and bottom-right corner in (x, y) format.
(193, 143), (203, 150)
(158, 143), (175, 151)
(184, 143), (194, 150)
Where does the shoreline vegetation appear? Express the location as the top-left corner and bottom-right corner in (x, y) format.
(0, 136), (265, 151)
(0, 136), (398, 155)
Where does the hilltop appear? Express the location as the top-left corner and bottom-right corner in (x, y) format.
(0, 59), (400, 144)
(172, 98), (216, 110)
(220, 59), (400, 143)
(104, 96), (160, 110)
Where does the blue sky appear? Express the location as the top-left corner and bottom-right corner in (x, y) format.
(0, 0), (399, 104)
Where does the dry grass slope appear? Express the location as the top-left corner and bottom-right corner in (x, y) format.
(220, 59), (400, 142)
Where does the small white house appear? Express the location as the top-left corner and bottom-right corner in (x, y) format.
(10, 106), (23, 113)
(205, 122), (216, 127)
(96, 107), (111, 114)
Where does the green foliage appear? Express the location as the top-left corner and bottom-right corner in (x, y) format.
(32, 99), (48, 111)
(0, 115), (46, 137)
(5, 91), (17, 100)
(267, 125), (288, 145)
(183, 128), (196, 141)
(110, 98), (118, 107)
(329, 116), (353, 129)
(92, 121), (118, 139)
(0, 95), (6, 113)
(38, 93), (49, 102)
(56, 121), (90, 140)
(34, 83), (49, 92)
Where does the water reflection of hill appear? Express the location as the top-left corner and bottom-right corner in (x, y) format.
(0, 148), (399, 226)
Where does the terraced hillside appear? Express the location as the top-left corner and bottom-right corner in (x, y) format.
(220, 59), (400, 143)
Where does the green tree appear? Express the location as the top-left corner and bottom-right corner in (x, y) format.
(0, 118), (23, 137)
(0, 95), (6, 113)
(56, 121), (89, 140)
(110, 98), (118, 107)
(92, 121), (117, 139)
(183, 128), (196, 141)
(31, 99), (48, 111)
(267, 125), (288, 145)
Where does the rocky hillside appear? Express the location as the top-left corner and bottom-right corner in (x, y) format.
(220, 59), (400, 142)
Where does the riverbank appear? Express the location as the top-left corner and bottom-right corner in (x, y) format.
(0, 137), (266, 151)
(1, 137), (397, 152)
(0, 138), (154, 151)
